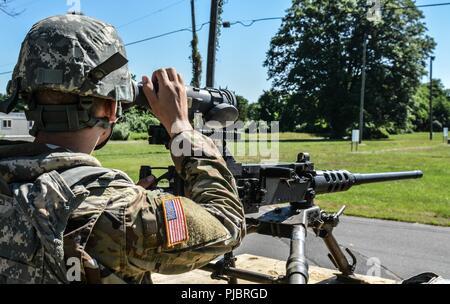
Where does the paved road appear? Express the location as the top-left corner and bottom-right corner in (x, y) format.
(235, 216), (450, 281)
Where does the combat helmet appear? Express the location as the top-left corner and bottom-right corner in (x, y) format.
(0, 13), (135, 134)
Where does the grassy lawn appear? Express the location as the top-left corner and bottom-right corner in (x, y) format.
(95, 132), (450, 226)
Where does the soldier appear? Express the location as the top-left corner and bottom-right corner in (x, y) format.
(0, 13), (245, 284)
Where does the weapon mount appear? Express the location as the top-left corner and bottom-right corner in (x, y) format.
(140, 139), (423, 284)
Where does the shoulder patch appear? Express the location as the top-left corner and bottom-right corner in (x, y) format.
(162, 197), (189, 248)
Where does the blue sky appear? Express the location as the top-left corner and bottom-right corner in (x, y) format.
(0, 0), (448, 102)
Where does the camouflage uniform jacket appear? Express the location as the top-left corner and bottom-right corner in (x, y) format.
(0, 131), (245, 283)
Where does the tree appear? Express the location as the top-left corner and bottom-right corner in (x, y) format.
(0, 93), (27, 112)
(410, 79), (450, 131)
(408, 84), (429, 131)
(235, 95), (250, 121)
(256, 91), (282, 123)
(248, 103), (261, 121)
(265, 0), (435, 138)
(253, 91), (304, 132)
(122, 107), (159, 133)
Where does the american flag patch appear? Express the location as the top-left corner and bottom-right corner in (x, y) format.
(162, 197), (189, 247)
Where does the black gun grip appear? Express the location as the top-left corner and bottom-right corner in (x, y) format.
(139, 166), (153, 181)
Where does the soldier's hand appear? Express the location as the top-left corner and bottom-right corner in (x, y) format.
(137, 175), (157, 190)
(142, 68), (193, 138)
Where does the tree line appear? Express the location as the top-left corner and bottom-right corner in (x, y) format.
(237, 0), (448, 139)
(236, 79), (450, 138)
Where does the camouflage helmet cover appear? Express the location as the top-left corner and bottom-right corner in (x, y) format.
(9, 13), (134, 103)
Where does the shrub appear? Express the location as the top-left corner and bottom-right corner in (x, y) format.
(129, 132), (148, 141)
(433, 120), (443, 131)
(364, 124), (390, 139)
(111, 123), (130, 141)
(123, 107), (160, 133)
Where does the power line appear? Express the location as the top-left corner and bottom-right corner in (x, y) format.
(386, 1), (450, 10)
(125, 16), (279, 47)
(13, 0), (44, 9)
(117, 0), (188, 29)
(125, 21), (210, 47)
(223, 2), (450, 29)
(0, 21), (212, 70)
(0, 63), (14, 68)
(225, 17), (283, 28)
(1, 1), (450, 68)
(412, 1), (450, 8)
(0, 0), (25, 17)
(125, 1), (450, 46)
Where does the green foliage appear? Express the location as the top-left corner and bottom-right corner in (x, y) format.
(264, 0), (436, 138)
(190, 33), (202, 87)
(409, 84), (430, 131)
(111, 123), (130, 141)
(248, 103), (261, 121)
(410, 79), (450, 131)
(253, 91), (318, 132)
(122, 107), (159, 133)
(0, 93), (27, 111)
(236, 95), (250, 121)
(129, 132), (148, 141)
(363, 123), (390, 139)
(216, 0), (225, 52)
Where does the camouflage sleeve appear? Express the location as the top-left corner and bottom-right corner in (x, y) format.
(86, 131), (245, 279)
(169, 130), (246, 249)
(148, 130), (245, 274)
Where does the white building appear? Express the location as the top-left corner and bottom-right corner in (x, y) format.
(0, 112), (34, 141)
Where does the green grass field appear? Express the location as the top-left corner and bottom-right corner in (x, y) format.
(94, 132), (450, 226)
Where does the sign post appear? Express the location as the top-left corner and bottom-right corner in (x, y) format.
(358, 1), (382, 144)
(351, 130), (360, 152)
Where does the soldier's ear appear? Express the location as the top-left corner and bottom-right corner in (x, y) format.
(92, 100), (118, 123)
(108, 101), (118, 123)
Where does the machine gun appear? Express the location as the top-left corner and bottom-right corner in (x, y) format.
(135, 87), (423, 284)
(141, 147), (422, 284)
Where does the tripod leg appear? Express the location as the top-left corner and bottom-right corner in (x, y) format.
(322, 232), (355, 276)
(225, 252), (238, 284)
(286, 225), (309, 284)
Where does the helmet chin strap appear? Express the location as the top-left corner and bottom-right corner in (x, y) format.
(94, 116), (117, 151)
(94, 123), (115, 151)
(95, 100), (121, 150)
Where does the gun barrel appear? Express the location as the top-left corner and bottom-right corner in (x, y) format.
(313, 170), (423, 194)
(353, 170), (423, 185)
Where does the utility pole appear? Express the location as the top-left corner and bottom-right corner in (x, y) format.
(359, 0), (381, 144)
(429, 56), (435, 140)
(190, 0), (197, 42)
(206, 0), (219, 88)
(190, 0), (201, 87)
(359, 33), (368, 144)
